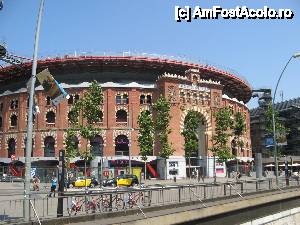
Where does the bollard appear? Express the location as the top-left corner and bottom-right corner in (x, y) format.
(256, 181), (258, 191)
(240, 183), (244, 193)
(178, 188), (181, 202)
(268, 179), (272, 190)
(286, 177), (290, 186)
(229, 184), (232, 196)
(203, 186), (206, 199)
(224, 184), (227, 196)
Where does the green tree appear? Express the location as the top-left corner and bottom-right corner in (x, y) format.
(181, 110), (203, 178)
(153, 95), (174, 179)
(232, 111), (246, 155)
(65, 81), (103, 178)
(210, 107), (233, 181)
(137, 110), (154, 179)
(265, 104), (288, 157)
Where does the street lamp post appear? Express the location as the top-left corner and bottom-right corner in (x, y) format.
(24, 0), (45, 221)
(272, 53), (300, 186)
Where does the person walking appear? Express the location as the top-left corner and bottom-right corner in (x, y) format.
(33, 176), (40, 191)
(49, 176), (57, 197)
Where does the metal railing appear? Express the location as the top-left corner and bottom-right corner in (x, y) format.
(0, 176), (299, 224)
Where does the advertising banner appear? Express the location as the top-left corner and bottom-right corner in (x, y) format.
(36, 68), (69, 106)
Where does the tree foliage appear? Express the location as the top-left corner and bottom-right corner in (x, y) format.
(265, 104), (288, 143)
(181, 110), (203, 158)
(210, 107), (233, 162)
(65, 81), (103, 161)
(137, 110), (154, 161)
(232, 111), (246, 152)
(153, 95), (174, 159)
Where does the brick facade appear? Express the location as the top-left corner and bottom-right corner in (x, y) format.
(0, 68), (252, 160)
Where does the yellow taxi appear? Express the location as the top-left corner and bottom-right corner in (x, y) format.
(116, 174), (139, 187)
(69, 177), (98, 188)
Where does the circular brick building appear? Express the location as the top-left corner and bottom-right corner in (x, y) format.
(0, 54), (253, 179)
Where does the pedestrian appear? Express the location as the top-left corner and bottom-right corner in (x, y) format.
(49, 176), (57, 197)
(33, 176), (40, 191)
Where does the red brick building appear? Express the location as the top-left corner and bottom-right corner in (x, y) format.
(0, 55), (252, 178)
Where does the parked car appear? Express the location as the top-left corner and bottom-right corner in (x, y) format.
(69, 177), (98, 188)
(0, 175), (24, 182)
(102, 178), (117, 187)
(116, 174), (139, 187)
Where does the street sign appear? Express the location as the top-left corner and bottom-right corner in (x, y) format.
(103, 170), (109, 177)
(30, 168), (36, 178)
(36, 69), (69, 106)
(265, 137), (274, 147)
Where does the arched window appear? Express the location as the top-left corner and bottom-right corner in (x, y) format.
(46, 96), (51, 106)
(8, 138), (16, 158)
(115, 135), (129, 156)
(68, 110), (79, 123)
(90, 135), (104, 156)
(140, 95), (145, 104)
(44, 136), (55, 157)
(10, 114), (17, 127)
(68, 95), (74, 105)
(46, 111), (55, 123)
(146, 95), (152, 104)
(116, 110), (127, 122)
(24, 138), (34, 157)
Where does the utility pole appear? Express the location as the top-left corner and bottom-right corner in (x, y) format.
(128, 104), (132, 174)
(24, 0), (45, 221)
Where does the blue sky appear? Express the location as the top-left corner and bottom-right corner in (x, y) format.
(0, 0), (300, 108)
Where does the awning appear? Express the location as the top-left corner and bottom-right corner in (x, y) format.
(264, 164), (274, 167)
